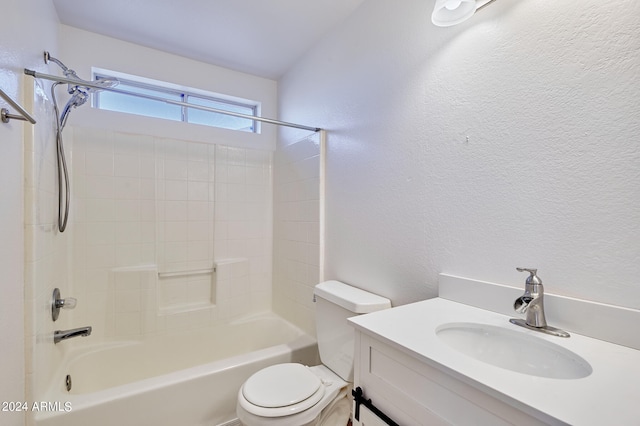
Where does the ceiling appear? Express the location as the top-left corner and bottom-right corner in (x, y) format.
(52, 0), (365, 80)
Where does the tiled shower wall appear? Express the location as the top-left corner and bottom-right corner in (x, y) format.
(69, 127), (273, 339)
(24, 82), (72, 406)
(272, 133), (321, 334)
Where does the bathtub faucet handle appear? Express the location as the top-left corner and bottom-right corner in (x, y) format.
(56, 297), (77, 309)
(52, 288), (77, 321)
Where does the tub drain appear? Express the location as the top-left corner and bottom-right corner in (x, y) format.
(65, 374), (72, 392)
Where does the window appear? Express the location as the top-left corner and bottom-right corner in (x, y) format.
(93, 72), (259, 133)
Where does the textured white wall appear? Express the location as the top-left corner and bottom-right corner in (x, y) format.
(0, 1), (59, 425)
(279, 0), (640, 309)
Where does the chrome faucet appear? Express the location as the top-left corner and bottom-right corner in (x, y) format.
(513, 267), (546, 327)
(54, 326), (92, 344)
(510, 268), (569, 338)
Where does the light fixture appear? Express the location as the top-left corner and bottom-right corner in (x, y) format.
(431, 0), (497, 27)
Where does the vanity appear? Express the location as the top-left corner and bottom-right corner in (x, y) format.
(348, 274), (640, 425)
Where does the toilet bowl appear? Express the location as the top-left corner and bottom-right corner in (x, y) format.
(236, 364), (349, 426)
(236, 281), (391, 425)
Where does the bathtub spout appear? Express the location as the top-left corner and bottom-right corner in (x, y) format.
(54, 326), (92, 344)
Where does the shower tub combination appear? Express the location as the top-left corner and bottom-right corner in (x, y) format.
(35, 313), (318, 426)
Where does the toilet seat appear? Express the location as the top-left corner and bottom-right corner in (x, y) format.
(239, 364), (326, 417)
(237, 364), (350, 426)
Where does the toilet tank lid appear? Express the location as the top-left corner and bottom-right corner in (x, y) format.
(314, 280), (391, 313)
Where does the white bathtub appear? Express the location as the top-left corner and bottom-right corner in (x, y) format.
(35, 313), (318, 426)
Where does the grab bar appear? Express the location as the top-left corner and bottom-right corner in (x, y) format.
(158, 267), (216, 278)
(0, 87), (36, 124)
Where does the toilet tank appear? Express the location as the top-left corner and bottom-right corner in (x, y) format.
(313, 280), (391, 382)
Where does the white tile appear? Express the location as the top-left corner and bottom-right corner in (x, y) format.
(114, 177), (140, 199)
(188, 160), (209, 182)
(140, 222), (156, 243)
(114, 154), (139, 177)
(165, 221), (187, 242)
(114, 271), (142, 291)
(187, 201), (209, 221)
(188, 181), (209, 201)
(85, 176), (115, 199)
(115, 200), (140, 221)
(187, 279), (211, 303)
(115, 312), (141, 336)
(188, 143), (208, 161)
(86, 222), (116, 245)
(165, 180), (188, 200)
(140, 178), (155, 200)
(187, 240), (210, 262)
(85, 152), (114, 176)
(160, 279), (188, 307)
(115, 243), (141, 266)
(227, 147), (246, 166)
(227, 184), (247, 203)
(227, 165), (246, 184)
(85, 198), (115, 222)
(116, 222), (142, 244)
(164, 159), (188, 180)
(140, 243), (155, 263)
(115, 290), (141, 313)
(84, 129), (114, 154)
(165, 241), (188, 264)
(140, 200), (156, 221)
(140, 157), (156, 178)
(246, 166), (266, 185)
(163, 139), (188, 161)
(85, 245), (115, 269)
(165, 201), (187, 221)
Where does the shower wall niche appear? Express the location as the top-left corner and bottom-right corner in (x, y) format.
(69, 127), (273, 340)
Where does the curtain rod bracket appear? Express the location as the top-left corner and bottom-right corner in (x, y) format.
(0, 87), (36, 124)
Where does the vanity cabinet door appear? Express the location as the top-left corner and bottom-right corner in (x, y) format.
(353, 332), (547, 426)
(357, 405), (394, 426)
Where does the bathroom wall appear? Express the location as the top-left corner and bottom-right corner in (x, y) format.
(22, 18), (278, 413)
(279, 0), (640, 309)
(273, 132), (321, 334)
(0, 2), (60, 425)
(58, 25), (278, 150)
(69, 127), (273, 340)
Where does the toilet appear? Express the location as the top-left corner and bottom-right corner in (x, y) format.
(236, 280), (391, 426)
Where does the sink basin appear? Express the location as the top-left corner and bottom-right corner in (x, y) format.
(436, 322), (592, 379)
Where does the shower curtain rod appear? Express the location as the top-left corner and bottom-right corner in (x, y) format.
(24, 69), (322, 132)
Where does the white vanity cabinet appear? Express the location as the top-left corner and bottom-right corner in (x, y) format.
(352, 330), (547, 426)
(349, 275), (640, 426)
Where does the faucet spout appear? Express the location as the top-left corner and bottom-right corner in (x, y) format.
(54, 326), (92, 344)
(513, 295), (532, 314)
(510, 268), (570, 337)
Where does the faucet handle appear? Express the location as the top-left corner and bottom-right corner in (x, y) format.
(52, 288), (77, 322)
(56, 297), (77, 309)
(516, 267), (542, 285)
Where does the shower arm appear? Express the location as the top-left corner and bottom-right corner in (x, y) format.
(44, 51), (70, 73)
(24, 68), (322, 132)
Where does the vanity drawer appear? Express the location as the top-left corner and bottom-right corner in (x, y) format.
(354, 333), (547, 426)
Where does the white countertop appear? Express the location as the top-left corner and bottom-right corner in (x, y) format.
(349, 297), (640, 425)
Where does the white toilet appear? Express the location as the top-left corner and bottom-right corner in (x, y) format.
(236, 280), (391, 426)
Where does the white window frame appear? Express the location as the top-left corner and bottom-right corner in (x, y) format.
(92, 68), (260, 133)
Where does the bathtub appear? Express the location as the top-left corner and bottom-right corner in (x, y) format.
(35, 313), (318, 426)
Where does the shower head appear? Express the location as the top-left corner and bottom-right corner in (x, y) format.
(44, 51), (119, 94)
(44, 51), (119, 128)
(59, 90), (88, 128)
